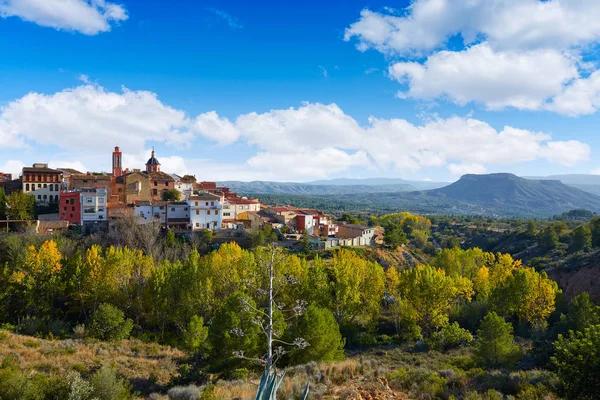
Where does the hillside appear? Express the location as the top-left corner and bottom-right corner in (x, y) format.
(219, 180), (419, 195)
(307, 177), (448, 190)
(414, 173), (600, 216)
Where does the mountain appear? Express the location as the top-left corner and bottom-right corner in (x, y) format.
(524, 174), (600, 196)
(307, 177), (448, 190)
(417, 173), (600, 216)
(218, 180), (420, 195)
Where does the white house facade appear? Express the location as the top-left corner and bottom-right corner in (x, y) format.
(187, 192), (222, 230)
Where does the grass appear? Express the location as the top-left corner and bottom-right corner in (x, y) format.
(0, 329), (185, 389)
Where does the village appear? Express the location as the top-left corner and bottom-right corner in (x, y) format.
(0, 146), (381, 249)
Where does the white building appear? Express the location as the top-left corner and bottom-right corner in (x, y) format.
(22, 164), (63, 205)
(134, 201), (167, 224)
(166, 201), (190, 229)
(187, 192), (222, 230)
(81, 187), (108, 223)
(222, 197), (261, 220)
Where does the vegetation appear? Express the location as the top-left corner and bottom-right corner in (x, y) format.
(0, 210), (599, 399)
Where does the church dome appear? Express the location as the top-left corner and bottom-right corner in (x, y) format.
(146, 150), (161, 166)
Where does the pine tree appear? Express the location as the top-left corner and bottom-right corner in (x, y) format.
(474, 312), (521, 368)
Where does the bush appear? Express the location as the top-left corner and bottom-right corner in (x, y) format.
(89, 365), (132, 400)
(88, 303), (133, 342)
(288, 305), (345, 364)
(168, 385), (202, 400)
(182, 315), (209, 353)
(474, 312), (521, 368)
(387, 367), (446, 397)
(428, 322), (473, 351)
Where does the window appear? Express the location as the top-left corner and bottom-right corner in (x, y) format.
(43, 184), (47, 188)
(165, 182), (168, 186)
(55, 184), (59, 191)
(70, 199), (74, 205)
(25, 183), (29, 191)
(205, 202), (209, 206)
(196, 210), (199, 215)
(38, 184), (42, 189)
(37, 195), (41, 199)
(195, 201), (198, 206)
(63, 206), (67, 211)
(215, 210), (219, 215)
(154, 181), (158, 186)
(72, 207), (75, 212)
(43, 195), (47, 200)
(223, 212), (231, 216)
(153, 189), (158, 196)
(99, 198), (104, 204)
(207, 210), (211, 215)
(70, 214), (73, 218)
(184, 207), (188, 211)
(171, 208), (175, 212)
(195, 222), (199, 227)
(159, 206), (164, 210)
(86, 198), (93, 204)
(211, 201), (214, 206)
(50, 185), (53, 192)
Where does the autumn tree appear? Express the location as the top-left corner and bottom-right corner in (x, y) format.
(490, 267), (559, 325)
(393, 265), (473, 337)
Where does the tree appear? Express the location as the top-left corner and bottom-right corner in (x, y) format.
(490, 268), (559, 325)
(182, 315), (209, 353)
(474, 312), (521, 368)
(287, 305), (345, 365)
(384, 225), (407, 248)
(0, 187), (7, 220)
(327, 249), (386, 326)
(88, 303), (133, 341)
(553, 324), (600, 400)
(560, 292), (600, 333)
(569, 225), (592, 253)
(5, 191), (35, 220)
(538, 227), (559, 250)
(393, 265), (473, 337)
(525, 220), (537, 238)
(161, 189), (181, 202)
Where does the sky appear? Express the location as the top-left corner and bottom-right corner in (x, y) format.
(1, 0), (600, 182)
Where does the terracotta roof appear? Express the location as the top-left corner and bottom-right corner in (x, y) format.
(226, 197), (259, 205)
(148, 171), (175, 181)
(38, 220), (69, 231)
(23, 166), (61, 174)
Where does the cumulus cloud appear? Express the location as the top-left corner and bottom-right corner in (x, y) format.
(389, 43), (579, 111)
(345, 0), (600, 115)
(0, 84), (590, 180)
(344, 0), (600, 55)
(0, 0), (128, 35)
(0, 160), (25, 177)
(0, 84), (193, 153)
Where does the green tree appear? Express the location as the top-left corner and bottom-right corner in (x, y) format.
(553, 324), (600, 400)
(569, 225), (592, 253)
(183, 315), (209, 353)
(287, 305), (345, 365)
(161, 189), (181, 202)
(538, 227), (559, 250)
(0, 187), (7, 220)
(384, 225), (407, 248)
(560, 292), (600, 333)
(525, 221), (537, 238)
(5, 191), (35, 220)
(475, 312), (521, 368)
(89, 365), (132, 400)
(88, 303), (133, 341)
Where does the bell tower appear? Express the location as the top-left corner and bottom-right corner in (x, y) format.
(112, 146), (123, 177)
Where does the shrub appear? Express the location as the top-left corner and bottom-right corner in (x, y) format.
(428, 322), (473, 351)
(168, 385), (202, 400)
(88, 303), (133, 342)
(89, 365), (132, 400)
(474, 312), (521, 368)
(67, 371), (96, 400)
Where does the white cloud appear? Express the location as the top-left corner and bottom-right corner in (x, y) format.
(193, 111), (240, 145)
(49, 160), (88, 173)
(319, 66), (328, 78)
(0, 0), (128, 35)
(548, 71), (600, 116)
(0, 84), (590, 180)
(448, 163), (487, 176)
(389, 43), (579, 111)
(344, 0), (600, 55)
(0, 84), (193, 153)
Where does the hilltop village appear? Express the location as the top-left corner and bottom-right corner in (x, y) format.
(0, 147), (379, 248)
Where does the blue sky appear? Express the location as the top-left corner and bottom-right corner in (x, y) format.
(1, 0), (600, 182)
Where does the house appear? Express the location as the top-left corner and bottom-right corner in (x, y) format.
(148, 171), (175, 200)
(336, 224), (376, 246)
(265, 206), (298, 225)
(0, 172), (12, 182)
(187, 192), (222, 230)
(22, 163), (63, 204)
(81, 187), (108, 232)
(36, 220), (69, 234)
(113, 170), (152, 204)
(59, 191), (82, 225)
(222, 197), (261, 220)
(166, 202), (190, 229)
(134, 201), (167, 224)
(241, 210), (282, 230)
(71, 173), (111, 191)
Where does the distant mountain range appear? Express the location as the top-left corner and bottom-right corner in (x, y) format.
(225, 174), (600, 217)
(219, 179), (446, 195)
